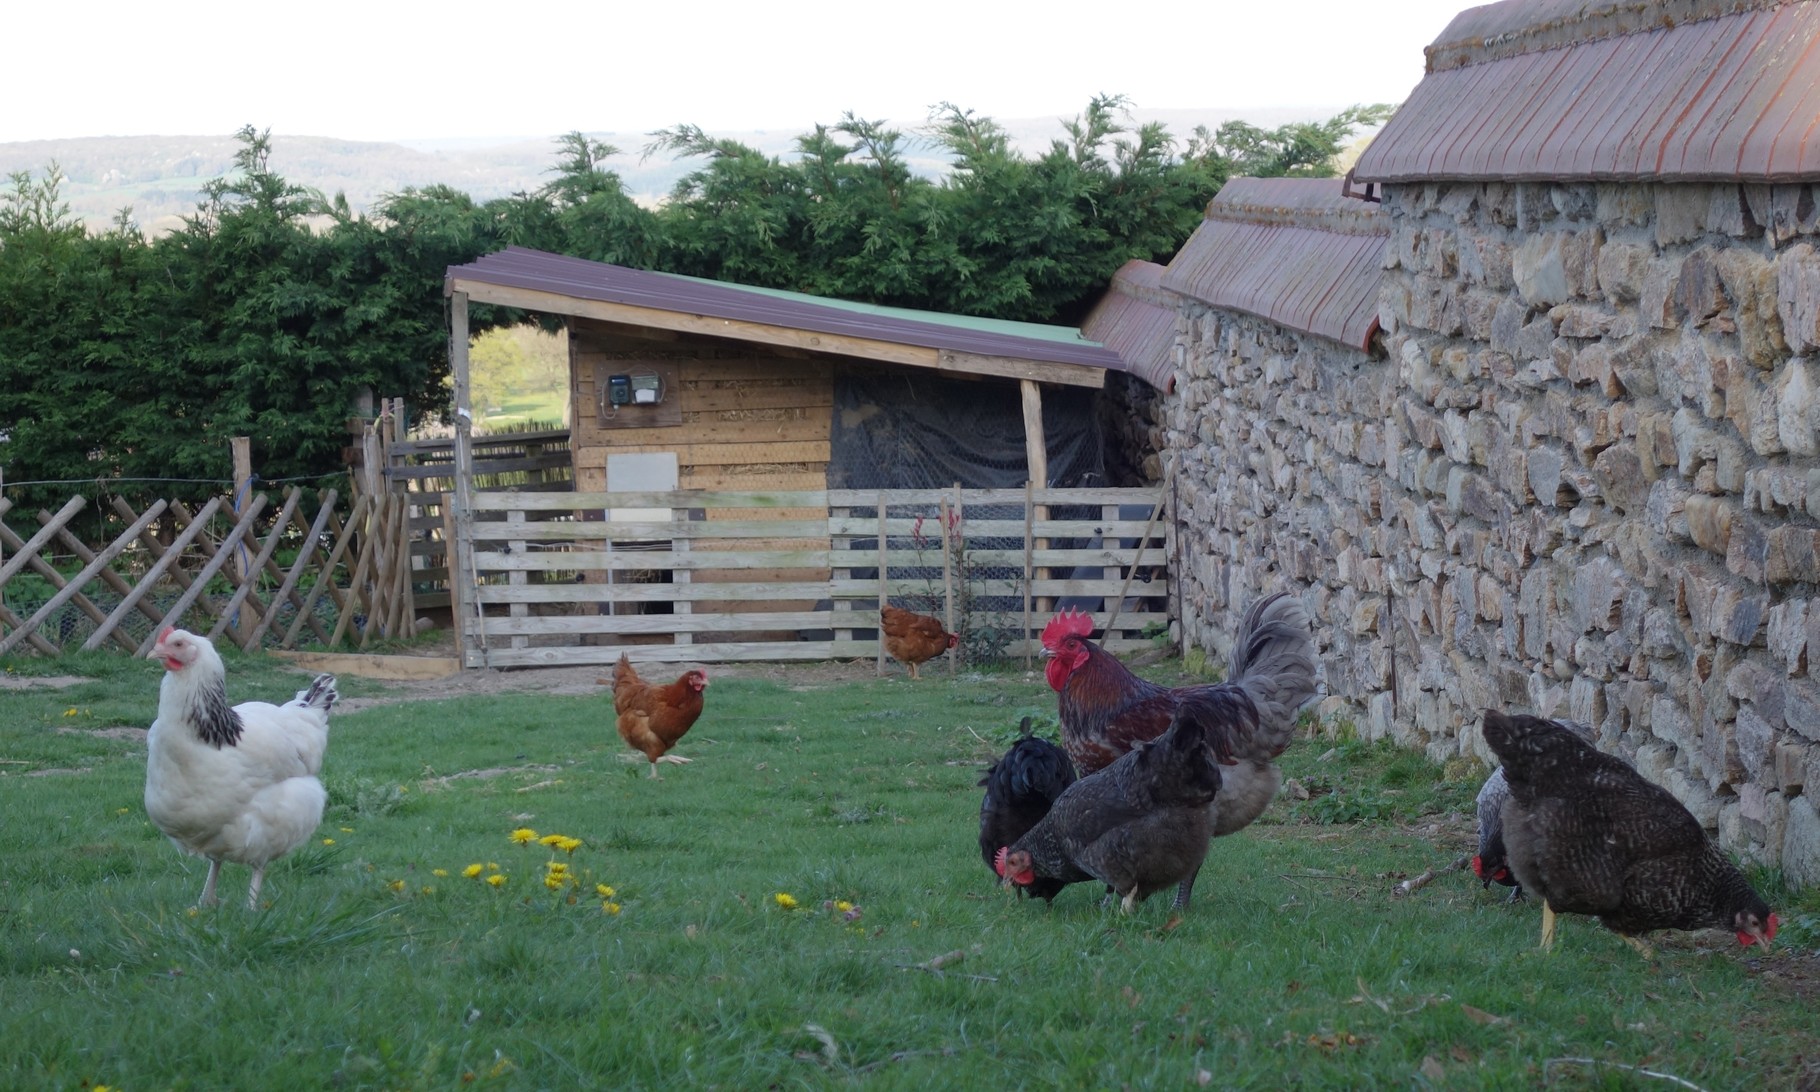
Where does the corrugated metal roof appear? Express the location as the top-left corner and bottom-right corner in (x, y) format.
(1158, 178), (1387, 351)
(1355, 0), (1820, 182)
(445, 247), (1130, 374)
(1081, 261), (1180, 392)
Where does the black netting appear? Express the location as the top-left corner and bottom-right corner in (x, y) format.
(829, 368), (1105, 492)
(828, 368), (1115, 664)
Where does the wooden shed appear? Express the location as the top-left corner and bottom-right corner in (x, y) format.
(439, 248), (1172, 668)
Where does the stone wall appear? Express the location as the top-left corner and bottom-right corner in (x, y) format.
(1155, 181), (1820, 884)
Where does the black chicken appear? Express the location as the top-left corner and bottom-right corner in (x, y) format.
(1482, 710), (1778, 956)
(994, 694), (1226, 913)
(977, 718), (1078, 903)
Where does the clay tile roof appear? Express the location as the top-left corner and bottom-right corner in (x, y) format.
(1080, 261), (1181, 392)
(1354, 0), (1820, 183)
(1158, 177), (1388, 352)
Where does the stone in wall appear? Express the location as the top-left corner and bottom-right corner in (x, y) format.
(1158, 179), (1818, 879)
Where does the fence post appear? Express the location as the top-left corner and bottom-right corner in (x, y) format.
(940, 487), (956, 678)
(1023, 479), (1033, 671)
(876, 492), (887, 676)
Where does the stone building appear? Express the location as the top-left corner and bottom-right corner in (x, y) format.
(1132, 0), (1820, 883)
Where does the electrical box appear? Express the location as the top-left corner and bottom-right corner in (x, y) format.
(606, 374), (632, 406)
(630, 374), (661, 405)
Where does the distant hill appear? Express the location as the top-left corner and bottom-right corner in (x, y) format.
(0, 107), (1350, 236)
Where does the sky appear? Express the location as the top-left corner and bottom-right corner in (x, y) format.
(8, 0), (1476, 145)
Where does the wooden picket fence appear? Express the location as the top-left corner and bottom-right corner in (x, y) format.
(0, 486), (417, 657)
(450, 485), (1170, 669)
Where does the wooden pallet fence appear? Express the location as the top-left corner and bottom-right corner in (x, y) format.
(378, 426), (572, 612)
(454, 486), (1167, 669)
(0, 486), (416, 656)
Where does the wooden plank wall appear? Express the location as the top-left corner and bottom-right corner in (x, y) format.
(569, 322), (835, 625)
(455, 487), (1167, 669)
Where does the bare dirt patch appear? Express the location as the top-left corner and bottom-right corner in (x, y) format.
(56, 726), (148, 741)
(339, 656), (899, 710)
(0, 674), (88, 690)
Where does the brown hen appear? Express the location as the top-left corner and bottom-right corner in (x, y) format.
(880, 603), (957, 680)
(601, 653), (708, 778)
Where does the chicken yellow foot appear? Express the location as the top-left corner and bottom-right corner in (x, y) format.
(1540, 902), (1558, 951)
(1620, 934), (1655, 959)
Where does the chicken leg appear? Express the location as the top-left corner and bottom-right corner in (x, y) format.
(1620, 934), (1655, 959)
(198, 858), (224, 908)
(1540, 901), (1558, 951)
(247, 865), (268, 910)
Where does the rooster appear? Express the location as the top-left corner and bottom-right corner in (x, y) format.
(1482, 710), (1778, 956)
(1473, 718), (1594, 900)
(143, 628), (337, 909)
(880, 603), (957, 680)
(995, 695), (1226, 912)
(604, 652), (707, 778)
(1043, 592), (1318, 843)
(977, 717), (1077, 903)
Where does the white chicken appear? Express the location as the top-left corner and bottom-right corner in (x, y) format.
(143, 627), (337, 909)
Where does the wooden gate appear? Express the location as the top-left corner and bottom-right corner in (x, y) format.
(449, 486), (1169, 669)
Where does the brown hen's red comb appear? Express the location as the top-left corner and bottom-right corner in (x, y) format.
(1041, 609), (1093, 649)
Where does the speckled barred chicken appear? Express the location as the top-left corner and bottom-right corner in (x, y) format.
(1481, 710), (1777, 955)
(1473, 719), (1595, 901)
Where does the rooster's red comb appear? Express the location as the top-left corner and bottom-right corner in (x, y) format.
(993, 846), (1009, 878)
(1041, 608), (1094, 650)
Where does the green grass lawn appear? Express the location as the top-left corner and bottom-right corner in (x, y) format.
(1, 651), (1816, 1090)
(479, 386), (567, 432)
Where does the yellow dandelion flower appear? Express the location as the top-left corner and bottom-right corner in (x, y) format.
(487, 862), (500, 872)
(774, 892), (798, 910)
(556, 836), (583, 854)
(421, 886), (435, 895)
(387, 880), (406, 893)
(321, 838), (336, 846)
(62, 708), (78, 717)
(545, 860), (568, 872)
(538, 834), (565, 847)
(510, 828), (538, 844)
(431, 869), (449, 878)
(543, 874), (565, 890)
(835, 900), (854, 913)
(462, 863), (485, 878)
(596, 884), (616, 899)
(602, 901), (622, 915)
(486, 873), (507, 887)
(115, 807), (130, 815)
(339, 826), (354, 833)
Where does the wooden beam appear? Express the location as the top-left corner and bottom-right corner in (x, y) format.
(448, 289), (485, 666)
(1019, 380), (1049, 490)
(1022, 379), (1052, 614)
(939, 349), (1106, 389)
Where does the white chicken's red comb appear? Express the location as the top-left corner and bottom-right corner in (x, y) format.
(1041, 609), (1094, 650)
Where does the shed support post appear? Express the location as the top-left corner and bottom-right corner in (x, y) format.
(449, 289), (484, 668)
